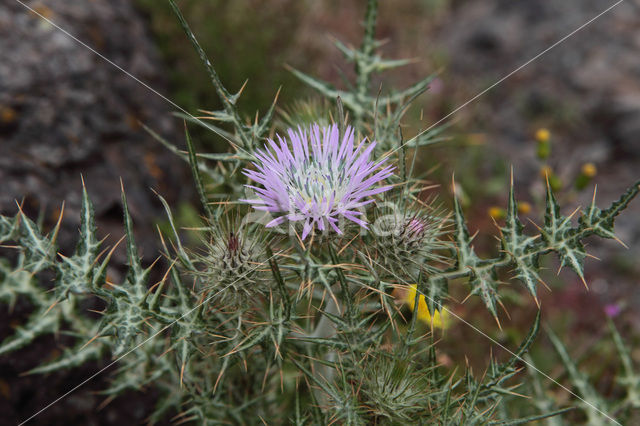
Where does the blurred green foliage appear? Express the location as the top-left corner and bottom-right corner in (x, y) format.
(135, 0), (308, 148)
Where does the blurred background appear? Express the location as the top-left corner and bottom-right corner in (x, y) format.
(1, 0), (639, 423)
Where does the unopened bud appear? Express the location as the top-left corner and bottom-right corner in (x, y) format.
(535, 128), (551, 159)
(575, 162), (597, 190)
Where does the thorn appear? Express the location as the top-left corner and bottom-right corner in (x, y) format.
(147, 255), (161, 271)
(272, 86), (282, 105)
(585, 252), (601, 261)
(50, 201), (65, 245)
(292, 227), (306, 251)
(527, 217), (543, 232)
(498, 298), (510, 321)
(14, 199), (25, 218)
(80, 332), (102, 350)
(156, 224), (169, 253)
(460, 292), (472, 304)
(579, 274), (589, 291)
(532, 294), (540, 309)
(337, 232), (359, 255)
(96, 395), (116, 412)
(567, 206), (581, 220)
(451, 173), (457, 196)
(42, 299), (60, 316)
(237, 79), (248, 99)
(613, 235), (629, 249)
(146, 259), (177, 296)
(493, 314), (502, 331)
(159, 346), (174, 358)
(213, 367), (225, 393)
(104, 234), (126, 262)
(180, 361), (185, 388)
(537, 275), (551, 292)
(261, 363), (270, 392)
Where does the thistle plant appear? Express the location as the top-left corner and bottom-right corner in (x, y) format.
(2, 0), (639, 424)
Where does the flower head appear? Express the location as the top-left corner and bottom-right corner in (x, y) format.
(359, 356), (431, 421)
(242, 124), (394, 239)
(192, 223), (269, 307)
(535, 128), (551, 143)
(581, 162), (597, 178)
(372, 205), (449, 276)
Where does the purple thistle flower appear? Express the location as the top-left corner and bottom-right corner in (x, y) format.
(242, 124), (394, 239)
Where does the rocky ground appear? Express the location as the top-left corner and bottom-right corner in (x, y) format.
(0, 0), (188, 256)
(0, 1), (186, 424)
(432, 0), (640, 310)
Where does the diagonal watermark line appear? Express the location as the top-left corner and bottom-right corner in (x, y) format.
(390, 0), (625, 156)
(18, 248), (285, 425)
(368, 257), (622, 425)
(12, 0), (625, 423)
(423, 294), (620, 424)
(13, 0), (236, 147)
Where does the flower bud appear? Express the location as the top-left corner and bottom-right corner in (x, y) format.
(535, 128), (551, 160)
(359, 356), (431, 421)
(372, 206), (447, 277)
(575, 162), (597, 190)
(535, 128), (550, 143)
(582, 162), (597, 178)
(194, 227), (268, 307)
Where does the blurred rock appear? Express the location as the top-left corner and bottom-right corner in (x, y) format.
(0, 1), (191, 424)
(0, 0), (189, 258)
(440, 0), (640, 164)
(435, 0), (640, 311)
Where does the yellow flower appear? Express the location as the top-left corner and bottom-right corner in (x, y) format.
(405, 284), (450, 329)
(581, 162), (597, 178)
(535, 128), (550, 143)
(488, 206), (505, 221)
(517, 201), (532, 215)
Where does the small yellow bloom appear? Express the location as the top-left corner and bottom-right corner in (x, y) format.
(535, 129), (552, 159)
(581, 162), (597, 178)
(517, 201), (532, 215)
(405, 284), (449, 329)
(488, 206), (505, 221)
(535, 128), (550, 143)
